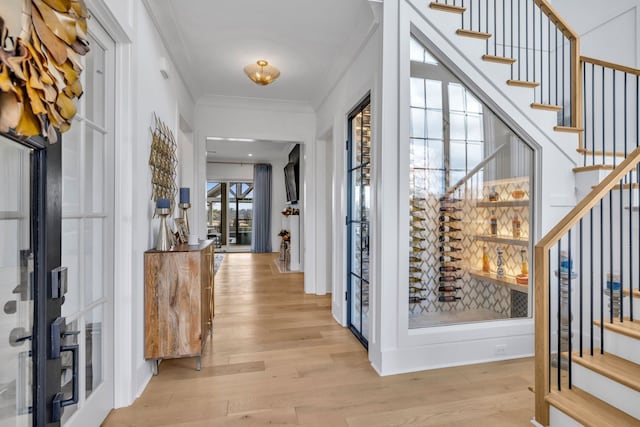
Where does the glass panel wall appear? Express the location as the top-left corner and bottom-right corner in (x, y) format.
(408, 36), (534, 329)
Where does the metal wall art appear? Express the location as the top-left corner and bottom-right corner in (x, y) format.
(149, 113), (177, 213)
(0, 0), (90, 142)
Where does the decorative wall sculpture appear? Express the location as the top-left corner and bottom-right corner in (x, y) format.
(149, 113), (177, 213)
(0, 0), (90, 142)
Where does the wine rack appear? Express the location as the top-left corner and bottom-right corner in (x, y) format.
(409, 196), (427, 304)
(438, 195), (462, 303)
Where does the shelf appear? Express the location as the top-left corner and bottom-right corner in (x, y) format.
(470, 270), (529, 293)
(476, 200), (529, 208)
(474, 235), (529, 247)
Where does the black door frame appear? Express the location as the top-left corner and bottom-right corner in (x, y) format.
(346, 94), (371, 349)
(3, 131), (63, 426)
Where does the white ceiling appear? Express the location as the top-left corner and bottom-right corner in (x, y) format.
(206, 139), (295, 163)
(144, 0), (376, 105)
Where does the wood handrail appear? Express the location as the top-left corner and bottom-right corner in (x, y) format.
(534, 145), (640, 425)
(534, 0), (579, 39)
(534, 0), (581, 129)
(581, 56), (640, 76)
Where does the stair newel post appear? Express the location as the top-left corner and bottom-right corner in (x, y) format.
(535, 244), (551, 425)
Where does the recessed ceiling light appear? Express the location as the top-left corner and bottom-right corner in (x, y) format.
(248, 153), (253, 157)
(228, 138), (256, 142)
(206, 137), (224, 141)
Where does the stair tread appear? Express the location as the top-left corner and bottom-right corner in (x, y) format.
(506, 79), (540, 88)
(554, 126), (584, 133)
(594, 318), (640, 340)
(546, 387), (639, 427)
(531, 102), (563, 112)
(570, 349), (640, 393)
(429, 2), (466, 13)
(455, 29), (492, 39)
(577, 148), (627, 158)
(573, 164), (614, 173)
(482, 54), (516, 64)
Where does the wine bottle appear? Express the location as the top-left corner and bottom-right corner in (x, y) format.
(439, 265), (461, 272)
(438, 285), (462, 292)
(413, 225), (426, 232)
(439, 246), (462, 252)
(439, 225), (461, 233)
(412, 246), (424, 253)
(410, 256), (422, 263)
(439, 215), (461, 222)
(409, 296), (427, 303)
(520, 249), (529, 275)
(409, 266), (422, 273)
(439, 276), (461, 282)
(439, 235), (462, 243)
(482, 245), (490, 273)
(439, 206), (462, 213)
(512, 213), (521, 238)
(438, 295), (461, 302)
(410, 286), (427, 292)
(439, 196), (463, 203)
(490, 210), (498, 236)
(439, 255), (462, 262)
(409, 277), (422, 283)
(412, 236), (426, 243)
(488, 186), (499, 202)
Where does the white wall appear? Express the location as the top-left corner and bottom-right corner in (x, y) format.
(194, 97), (318, 291)
(98, 0), (197, 408)
(206, 160), (288, 251)
(554, 0), (640, 68)
(315, 11), (382, 319)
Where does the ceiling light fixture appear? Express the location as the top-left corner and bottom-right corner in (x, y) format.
(248, 153), (253, 157)
(244, 59), (280, 86)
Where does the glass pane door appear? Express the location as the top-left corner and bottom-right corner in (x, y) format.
(0, 136), (33, 426)
(347, 96), (371, 347)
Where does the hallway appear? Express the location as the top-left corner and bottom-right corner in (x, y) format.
(103, 253), (534, 426)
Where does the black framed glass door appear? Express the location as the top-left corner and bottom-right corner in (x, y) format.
(347, 95), (371, 347)
(1, 132), (74, 426)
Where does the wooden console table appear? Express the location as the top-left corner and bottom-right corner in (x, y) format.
(144, 240), (214, 374)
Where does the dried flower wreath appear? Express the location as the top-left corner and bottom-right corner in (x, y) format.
(0, 0), (90, 142)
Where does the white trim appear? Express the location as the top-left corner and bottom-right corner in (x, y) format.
(83, 0), (135, 409)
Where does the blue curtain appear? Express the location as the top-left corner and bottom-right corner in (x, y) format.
(251, 164), (272, 252)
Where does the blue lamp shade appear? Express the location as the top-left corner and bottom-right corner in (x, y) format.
(179, 187), (190, 204)
(156, 198), (170, 209)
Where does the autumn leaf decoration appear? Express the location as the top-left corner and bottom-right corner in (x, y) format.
(0, 0), (90, 142)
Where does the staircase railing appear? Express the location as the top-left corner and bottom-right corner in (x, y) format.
(580, 56), (640, 167)
(534, 145), (640, 425)
(430, 0), (581, 129)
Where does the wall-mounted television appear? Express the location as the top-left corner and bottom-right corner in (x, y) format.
(284, 162), (298, 203)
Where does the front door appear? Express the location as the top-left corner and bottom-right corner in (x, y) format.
(0, 132), (75, 426)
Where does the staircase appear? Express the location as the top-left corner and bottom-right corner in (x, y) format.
(424, 1), (640, 426)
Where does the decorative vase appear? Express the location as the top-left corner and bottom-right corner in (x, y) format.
(156, 207), (171, 251)
(496, 247), (505, 279)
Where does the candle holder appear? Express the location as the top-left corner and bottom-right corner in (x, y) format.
(179, 202), (191, 235)
(155, 207), (171, 251)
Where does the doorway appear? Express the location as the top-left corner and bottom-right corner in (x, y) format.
(346, 95), (371, 347)
(207, 181), (254, 251)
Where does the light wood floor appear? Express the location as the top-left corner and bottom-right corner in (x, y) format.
(103, 253), (534, 426)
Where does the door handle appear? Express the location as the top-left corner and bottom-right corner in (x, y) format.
(51, 343), (79, 422)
